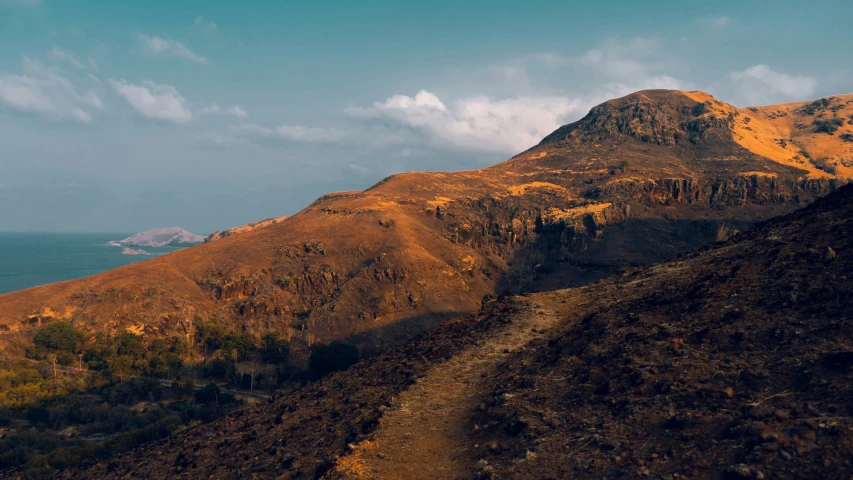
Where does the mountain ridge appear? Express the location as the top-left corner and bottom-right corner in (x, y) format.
(0, 89), (850, 363)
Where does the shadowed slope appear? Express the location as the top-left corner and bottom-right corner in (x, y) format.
(473, 183), (853, 479)
(48, 164), (853, 480)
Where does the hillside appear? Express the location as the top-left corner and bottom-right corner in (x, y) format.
(205, 216), (290, 242)
(0, 90), (850, 361)
(51, 171), (853, 479)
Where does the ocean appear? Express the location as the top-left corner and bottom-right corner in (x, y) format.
(0, 233), (184, 295)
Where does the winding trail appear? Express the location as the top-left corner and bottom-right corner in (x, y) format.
(331, 291), (577, 479)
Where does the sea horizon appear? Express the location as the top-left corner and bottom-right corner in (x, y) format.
(0, 232), (185, 295)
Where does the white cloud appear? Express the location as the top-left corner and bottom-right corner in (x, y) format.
(201, 103), (247, 118)
(729, 64), (817, 105)
(578, 38), (675, 83)
(0, 57), (102, 123)
(195, 16), (218, 35)
(344, 38), (697, 154)
(347, 89), (585, 153)
(705, 16), (731, 28)
(108, 79), (192, 124)
(138, 34), (209, 65)
(48, 46), (98, 70)
(233, 124), (347, 142)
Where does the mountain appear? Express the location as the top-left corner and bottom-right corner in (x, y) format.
(53, 177), (853, 479)
(0, 90), (850, 360)
(205, 216), (289, 242)
(109, 227), (206, 248)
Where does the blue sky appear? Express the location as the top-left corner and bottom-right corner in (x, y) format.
(1, 0), (851, 233)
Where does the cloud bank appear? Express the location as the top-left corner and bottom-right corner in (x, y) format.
(729, 64), (817, 105)
(138, 34), (209, 65)
(201, 103), (248, 118)
(347, 90), (582, 153)
(0, 57), (102, 123)
(108, 79), (192, 124)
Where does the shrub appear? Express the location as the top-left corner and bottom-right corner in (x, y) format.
(260, 332), (290, 364)
(309, 342), (359, 378)
(34, 322), (84, 354)
(814, 117), (844, 134)
(116, 333), (144, 358)
(221, 333), (255, 360)
(194, 383), (220, 404)
(797, 98), (830, 115)
(840, 133), (853, 143)
(812, 158), (838, 174)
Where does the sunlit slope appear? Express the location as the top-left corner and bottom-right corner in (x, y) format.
(0, 89), (848, 359)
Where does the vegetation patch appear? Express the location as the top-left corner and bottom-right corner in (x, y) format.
(796, 97), (831, 115)
(814, 117), (845, 134)
(812, 157), (838, 174)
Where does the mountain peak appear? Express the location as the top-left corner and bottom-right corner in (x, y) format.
(540, 89), (737, 147)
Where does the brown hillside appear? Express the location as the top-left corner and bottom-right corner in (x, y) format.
(0, 90), (849, 359)
(205, 216), (290, 242)
(51, 171), (853, 480)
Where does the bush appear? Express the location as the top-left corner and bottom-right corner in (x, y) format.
(194, 383), (220, 404)
(202, 358), (234, 379)
(26, 406), (51, 427)
(797, 98), (830, 115)
(309, 342), (360, 379)
(812, 158), (838, 175)
(260, 332), (290, 364)
(814, 117), (844, 134)
(840, 133), (853, 143)
(221, 333), (255, 360)
(34, 322), (84, 354)
(194, 383), (235, 406)
(116, 333), (145, 358)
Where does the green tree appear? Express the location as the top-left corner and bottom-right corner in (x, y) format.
(34, 322), (85, 354)
(107, 355), (134, 382)
(116, 333), (145, 358)
(221, 333), (255, 360)
(260, 332), (290, 364)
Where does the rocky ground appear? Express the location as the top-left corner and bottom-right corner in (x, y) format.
(472, 183), (853, 479)
(42, 175), (853, 480)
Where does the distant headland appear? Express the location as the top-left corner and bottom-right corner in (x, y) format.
(108, 227), (206, 248)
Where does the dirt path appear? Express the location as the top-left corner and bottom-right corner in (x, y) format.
(331, 291), (574, 479)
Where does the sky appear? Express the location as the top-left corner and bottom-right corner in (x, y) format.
(0, 0), (851, 233)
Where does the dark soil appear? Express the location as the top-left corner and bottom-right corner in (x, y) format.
(48, 178), (853, 480)
(472, 183), (853, 479)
